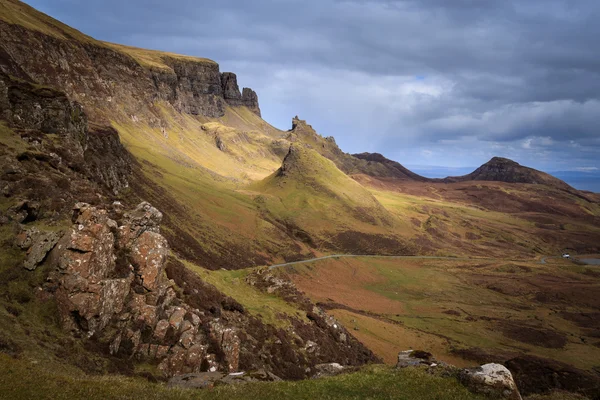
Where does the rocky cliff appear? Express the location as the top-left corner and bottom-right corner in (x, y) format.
(0, 71), (131, 197)
(221, 72), (261, 116)
(287, 117), (428, 182)
(0, 4), (261, 122)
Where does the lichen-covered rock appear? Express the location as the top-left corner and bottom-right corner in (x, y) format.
(209, 321), (241, 372)
(460, 363), (522, 400)
(118, 201), (163, 247)
(22, 230), (61, 270)
(130, 230), (168, 292)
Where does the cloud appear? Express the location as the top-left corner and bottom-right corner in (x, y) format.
(25, 0), (600, 171)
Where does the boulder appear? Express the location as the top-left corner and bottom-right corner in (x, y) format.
(460, 363), (522, 400)
(22, 230), (61, 270)
(312, 363), (345, 379)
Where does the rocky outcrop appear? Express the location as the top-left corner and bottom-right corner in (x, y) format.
(220, 72), (261, 116)
(221, 72), (242, 105)
(19, 228), (62, 271)
(47, 201), (224, 376)
(241, 87), (261, 117)
(152, 58), (225, 117)
(40, 202), (377, 379)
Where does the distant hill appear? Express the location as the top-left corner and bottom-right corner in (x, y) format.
(442, 157), (573, 190)
(351, 152), (429, 181)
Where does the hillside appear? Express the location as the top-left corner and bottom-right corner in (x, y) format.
(352, 152), (430, 181)
(249, 145), (416, 255)
(444, 157), (573, 191)
(1, 1), (600, 399)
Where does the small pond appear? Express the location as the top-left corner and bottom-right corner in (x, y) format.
(580, 258), (600, 265)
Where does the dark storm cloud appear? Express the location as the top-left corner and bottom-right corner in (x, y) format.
(26, 0), (600, 171)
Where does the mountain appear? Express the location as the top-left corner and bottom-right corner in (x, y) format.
(351, 152), (429, 181)
(1, 1), (600, 397)
(443, 157), (573, 190)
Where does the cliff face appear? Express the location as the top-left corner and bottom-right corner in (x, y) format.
(0, 70), (131, 195)
(0, 19), (261, 122)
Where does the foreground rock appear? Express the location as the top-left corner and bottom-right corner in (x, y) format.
(460, 364), (522, 400)
(396, 350), (522, 400)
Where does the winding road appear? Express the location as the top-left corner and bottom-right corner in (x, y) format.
(268, 254), (545, 270)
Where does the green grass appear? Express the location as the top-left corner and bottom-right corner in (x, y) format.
(0, 355), (487, 400)
(103, 42), (216, 71)
(182, 260), (308, 327)
(285, 257), (600, 371)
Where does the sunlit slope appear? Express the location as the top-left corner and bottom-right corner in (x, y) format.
(250, 145), (416, 255)
(353, 175), (600, 257)
(114, 104), (287, 183)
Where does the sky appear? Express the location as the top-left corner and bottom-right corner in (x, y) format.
(24, 0), (600, 176)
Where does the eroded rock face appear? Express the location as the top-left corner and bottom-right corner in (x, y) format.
(220, 72), (261, 116)
(84, 125), (131, 194)
(48, 201), (235, 377)
(241, 88), (260, 117)
(0, 72), (87, 140)
(22, 229), (61, 271)
(0, 72), (131, 196)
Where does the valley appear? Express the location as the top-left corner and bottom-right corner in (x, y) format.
(0, 0), (600, 398)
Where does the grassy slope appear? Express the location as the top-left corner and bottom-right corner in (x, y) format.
(103, 42), (216, 71)
(284, 257), (600, 371)
(0, 355), (487, 400)
(250, 145), (401, 247)
(0, 0), (96, 43)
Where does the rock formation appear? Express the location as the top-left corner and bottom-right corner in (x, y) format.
(11, 200), (377, 380)
(47, 201), (240, 376)
(460, 364), (522, 400)
(220, 72), (261, 116)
